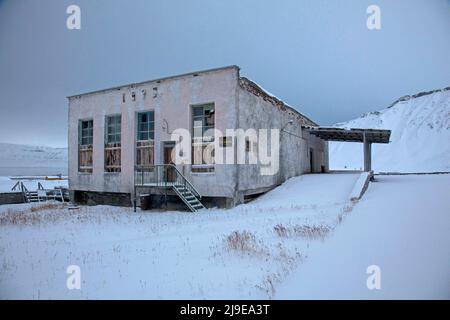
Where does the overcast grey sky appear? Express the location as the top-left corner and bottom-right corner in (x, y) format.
(0, 0), (449, 147)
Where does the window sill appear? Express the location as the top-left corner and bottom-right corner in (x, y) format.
(191, 166), (215, 175)
(191, 172), (215, 175)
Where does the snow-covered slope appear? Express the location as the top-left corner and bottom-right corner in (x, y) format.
(329, 87), (450, 173)
(0, 143), (67, 176)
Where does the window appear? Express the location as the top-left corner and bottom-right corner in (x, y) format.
(137, 111), (155, 141)
(106, 115), (121, 144)
(220, 136), (232, 148)
(80, 120), (93, 145)
(79, 119), (93, 173)
(245, 137), (251, 152)
(105, 115), (121, 173)
(193, 104), (215, 142)
(192, 104), (215, 173)
(136, 111), (155, 167)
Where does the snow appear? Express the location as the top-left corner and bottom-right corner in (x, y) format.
(329, 88), (450, 173)
(349, 171), (372, 201)
(0, 143), (67, 176)
(0, 173), (359, 299)
(0, 176), (68, 193)
(0, 173), (448, 299)
(276, 174), (450, 299)
(248, 173), (360, 209)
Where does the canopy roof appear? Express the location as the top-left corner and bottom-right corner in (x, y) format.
(304, 126), (391, 144)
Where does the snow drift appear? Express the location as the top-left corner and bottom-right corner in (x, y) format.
(329, 87), (450, 173)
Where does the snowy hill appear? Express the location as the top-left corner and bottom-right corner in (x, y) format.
(329, 87), (450, 173)
(0, 143), (67, 176)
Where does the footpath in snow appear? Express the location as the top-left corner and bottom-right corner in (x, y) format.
(276, 174), (450, 299)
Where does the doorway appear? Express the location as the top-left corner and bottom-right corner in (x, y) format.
(163, 142), (176, 182)
(309, 148), (314, 173)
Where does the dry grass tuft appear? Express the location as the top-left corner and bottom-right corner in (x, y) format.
(273, 224), (288, 237)
(274, 223), (331, 240)
(30, 203), (65, 213)
(224, 230), (265, 255)
(0, 203), (67, 226)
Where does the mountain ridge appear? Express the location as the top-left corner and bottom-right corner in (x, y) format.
(329, 86), (450, 173)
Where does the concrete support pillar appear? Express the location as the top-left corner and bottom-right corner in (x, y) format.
(363, 133), (372, 172)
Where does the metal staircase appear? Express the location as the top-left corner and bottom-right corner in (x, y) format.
(173, 185), (206, 212)
(135, 164), (205, 212)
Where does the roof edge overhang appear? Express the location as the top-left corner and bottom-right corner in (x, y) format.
(303, 126), (391, 144)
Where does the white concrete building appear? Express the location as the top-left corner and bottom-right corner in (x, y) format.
(68, 66), (329, 210)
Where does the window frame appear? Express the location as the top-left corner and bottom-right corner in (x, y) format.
(104, 114), (122, 173)
(136, 111), (155, 142)
(79, 119), (94, 146)
(78, 119), (94, 174)
(105, 114), (121, 144)
(135, 110), (155, 167)
(191, 103), (215, 173)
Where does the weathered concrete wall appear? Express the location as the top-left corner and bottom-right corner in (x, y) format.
(236, 83), (328, 199)
(0, 192), (24, 205)
(71, 190), (131, 207)
(69, 66), (240, 200)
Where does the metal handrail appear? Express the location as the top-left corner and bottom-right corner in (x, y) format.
(20, 182), (28, 193)
(171, 165), (202, 199)
(11, 181), (21, 191)
(134, 164), (202, 199)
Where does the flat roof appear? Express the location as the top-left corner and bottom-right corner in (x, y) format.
(67, 65), (240, 99)
(304, 126), (391, 143)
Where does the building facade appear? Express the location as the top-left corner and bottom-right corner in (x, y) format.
(68, 66), (328, 208)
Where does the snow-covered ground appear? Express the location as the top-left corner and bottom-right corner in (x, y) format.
(277, 174), (450, 299)
(0, 143), (67, 176)
(0, 173), (359, 299)
(0, 176), (68, 193)
(1, 172), (448, 299)
(329, 88), (450, 173)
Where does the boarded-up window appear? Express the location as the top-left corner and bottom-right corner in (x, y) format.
(136, 111), (155, 167)
(192, 104), (215, 173)
(105, 115), (121, 172)
(79, 119), (93, 173)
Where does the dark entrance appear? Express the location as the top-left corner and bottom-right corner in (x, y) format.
(163, 142), (176, 182)
(309, 148), (314, 173)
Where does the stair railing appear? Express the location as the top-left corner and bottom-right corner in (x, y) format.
(20, 182), (28, 193)
(135, 164), (201, 199)
(11, 181), (21, 191)
(20, 182), (29, 203)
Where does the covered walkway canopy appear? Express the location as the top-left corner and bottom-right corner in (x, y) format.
(304, 126), (391, 172)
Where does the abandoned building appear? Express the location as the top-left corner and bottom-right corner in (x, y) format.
(67, 65), (389, 211)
